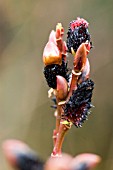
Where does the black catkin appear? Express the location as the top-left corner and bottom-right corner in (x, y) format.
(43, 57), (70, 89)
(63, 79), (94, 127)
(66, 20), (91, 53)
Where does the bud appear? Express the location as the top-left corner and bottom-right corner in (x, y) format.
(56, 75), (68, 101)
(43, 30), (62, 66)
(73, 43), (87, 73)
(56, 23), (64, 39)
(55, 23), (67, 55)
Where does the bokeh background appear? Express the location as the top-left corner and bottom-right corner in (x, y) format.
(0, 0), (113, 170)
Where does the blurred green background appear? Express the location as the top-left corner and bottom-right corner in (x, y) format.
(0, 0), (113, 170)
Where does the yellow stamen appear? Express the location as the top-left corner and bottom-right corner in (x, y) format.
(58, 101), (66, 105)
(48, 88), (54, 98)
(71, 47), (76, 56)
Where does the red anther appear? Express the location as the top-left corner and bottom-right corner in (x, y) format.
(70, 17), (89, 31)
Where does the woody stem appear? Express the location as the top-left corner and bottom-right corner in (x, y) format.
(52, 121), (70, 157)
(53, 104), (62, 146)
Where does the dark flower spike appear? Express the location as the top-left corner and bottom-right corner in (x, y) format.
(2, 140), (43, 170)
(66, 17), (91, 53)
(63, 79), (94, 127)
(44, 57), (70, 89)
